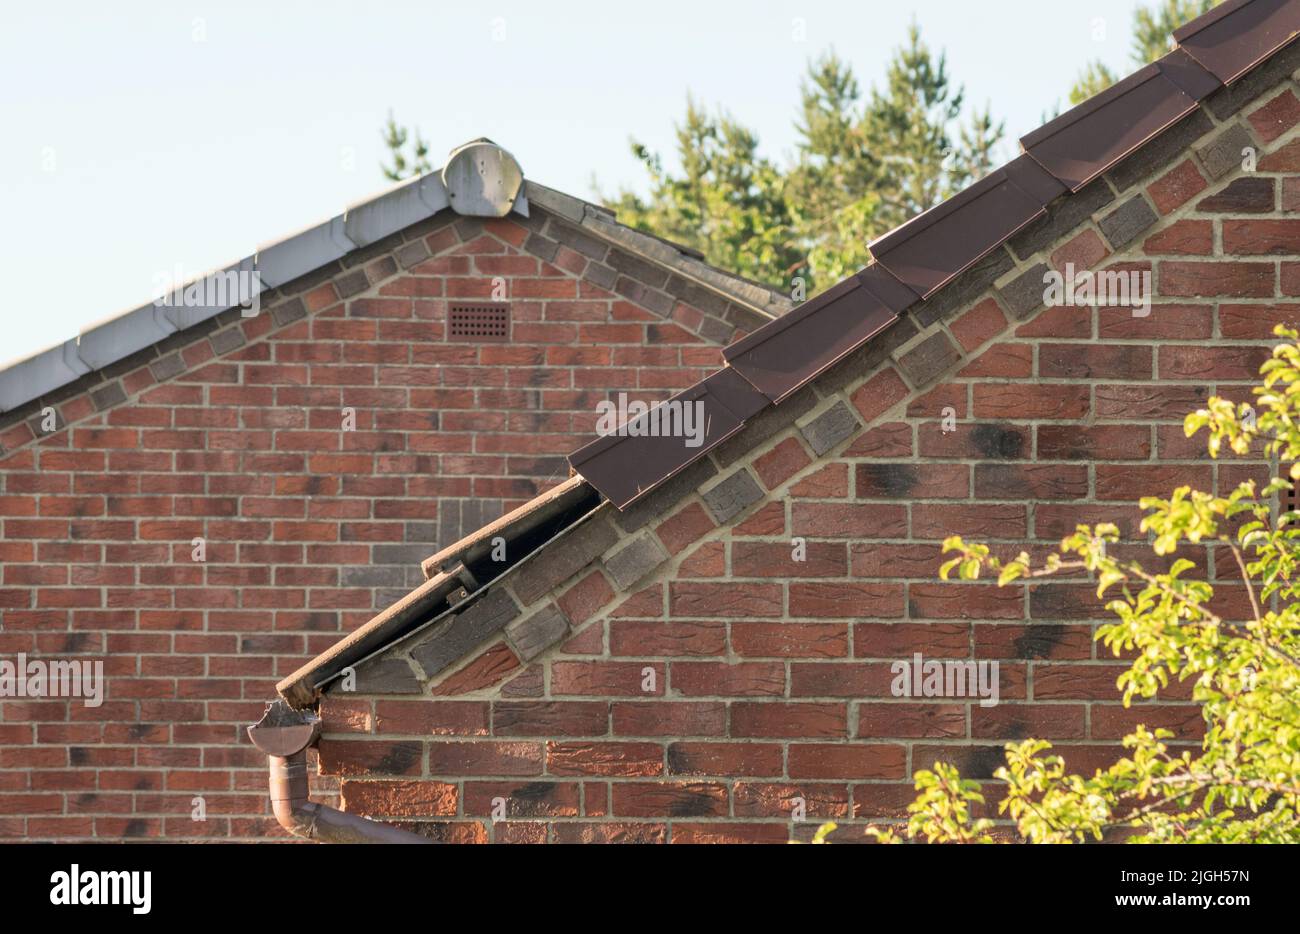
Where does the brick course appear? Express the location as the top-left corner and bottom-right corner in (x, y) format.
(0, 204), (765, 840)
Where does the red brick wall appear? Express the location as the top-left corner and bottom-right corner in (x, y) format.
(0, 206), (751, 840)
(314, 81), (1300, 842)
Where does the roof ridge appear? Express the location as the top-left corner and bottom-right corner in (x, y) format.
(1, 142), (789, 416)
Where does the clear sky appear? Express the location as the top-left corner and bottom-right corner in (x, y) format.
(1, 0), (1149, 366)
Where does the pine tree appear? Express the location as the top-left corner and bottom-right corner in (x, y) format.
(1069, 1), (1218, 105)
(605, 100), (802, 290)
(379, 110), (431, 182)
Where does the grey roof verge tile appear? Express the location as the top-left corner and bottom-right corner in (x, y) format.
(343, 174), (450, 248)
(0, 341), (92, 411)
(256, 214), (356, 288)
(76, 302), (178, 371)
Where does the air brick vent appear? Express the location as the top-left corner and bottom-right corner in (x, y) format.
(448, 303), (510, 342)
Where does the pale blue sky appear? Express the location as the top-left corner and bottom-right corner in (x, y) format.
(1, 0), (1148, 365)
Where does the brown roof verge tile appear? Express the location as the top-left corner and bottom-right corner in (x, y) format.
(722, 264), (915, 404)
(1175, 0), (1300, 84)
(869, 156), (1065, 298)
(567, 367), (767, 509)
(1021, 50), (1220, 191)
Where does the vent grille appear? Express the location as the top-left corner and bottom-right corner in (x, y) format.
(448, 303), (510, 342)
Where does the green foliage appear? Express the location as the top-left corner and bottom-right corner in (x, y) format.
(608, 26), (1002, 297)
(604, 100), (802, 291)
(1069, 1), (1218, 104)
(380, 110), (431, 182)
(843, 328), (1300, 845)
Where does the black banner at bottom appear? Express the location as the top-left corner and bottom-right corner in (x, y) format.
(0, 841), (1282, 921)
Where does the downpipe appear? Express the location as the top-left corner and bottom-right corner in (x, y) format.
(248, 700), (433, 844)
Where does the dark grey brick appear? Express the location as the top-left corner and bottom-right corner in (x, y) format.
(1196, 122), (1258, 180)
(505, 603), (571, 662)
(409, 587), (520, 677)
(209, 326), (245, 356)
(635, 286), (674, 317)
(26, 408), (64, 436)
(149, 352), (186, 382)
(461, 498), (483, 538)
(997, 263), (1052, 320)
(343, 657), (422, 695)
(340, 565), (408, 588)
(1007, 183), (1114, 262)
(90, 382), (127, 411)
(895, 331), (962, 389)
(453, 217), (484, 242)
(697, 314), (733, 344)
(511, 515), (621, 605)
(524, 232), (559, 263)
(606, 249), (669, 289)
(335, 268), (371, 298)
(1098, 196), (1158, 250)
(583, 262), (618, 291)
(701, 469), (764, 524)
(395, 238), (432, 269)
(546, 219), (609, 260)
(373, 543), (438, 565)
(364, 255), (399, 285)
(1105, 110), (1214, 192)
(437, 498), (462, 553)
(603, 533), (669, 591)
(270, 297), (307, 328)
(405, 521), (439, 544)
(800, 400), (861, 456)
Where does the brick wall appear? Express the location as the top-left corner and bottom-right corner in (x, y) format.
(313, 73), (1300, 842)
(0, 205), (759, 840)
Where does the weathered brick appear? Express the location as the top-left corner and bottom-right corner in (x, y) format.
(1098, 196), (1158, 250)
(700, 469), (764, 524)
(799, 401), (861, 456)
(504, 603), (571, 662)
(1195, 121), (1257, 180)
(894, 331), (962, 388)
(996, 263), (1051, 320)
(603, 533), (670, 591)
